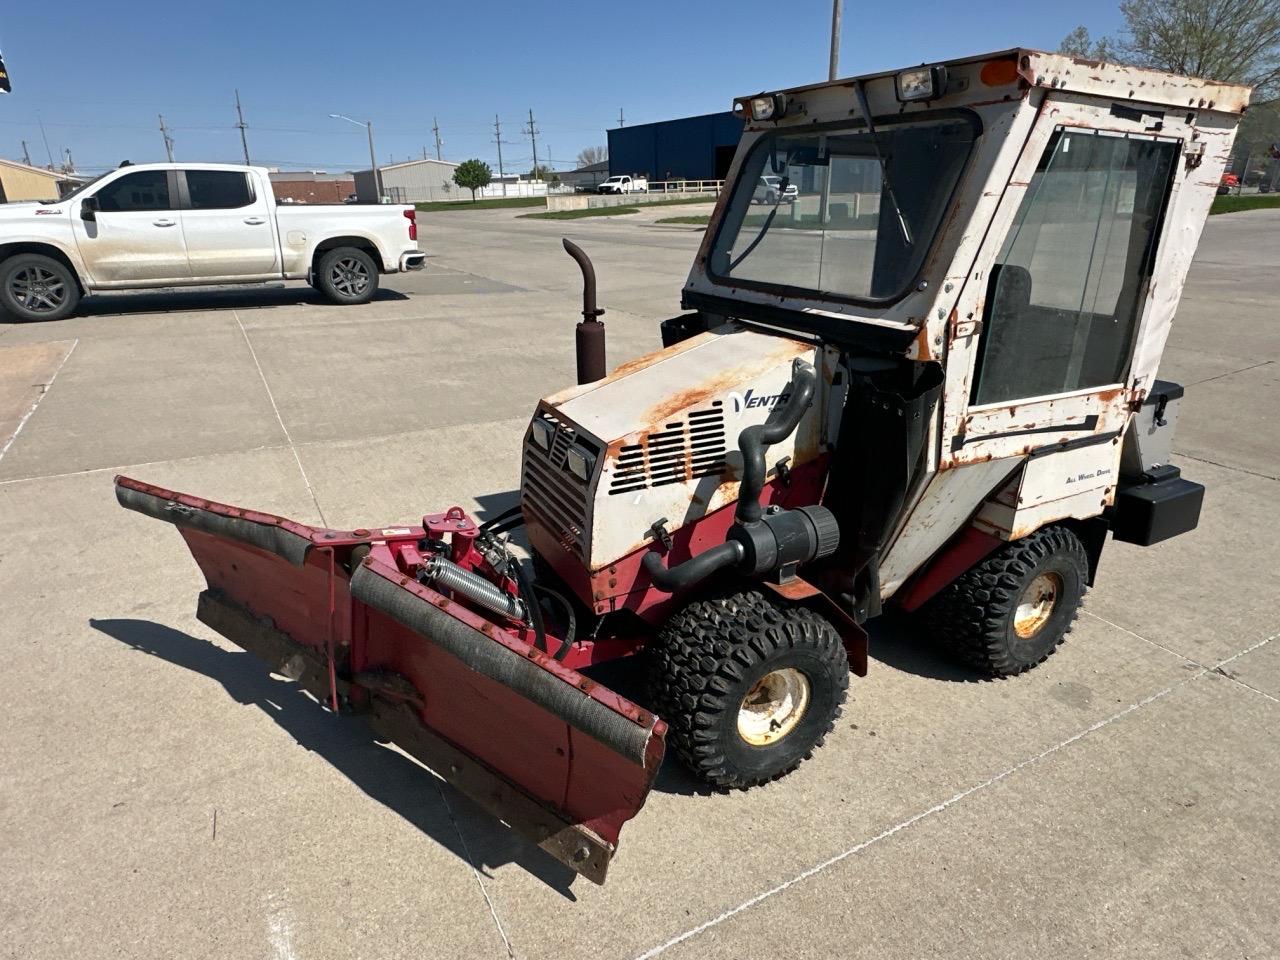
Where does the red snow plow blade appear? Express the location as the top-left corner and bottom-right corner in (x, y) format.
(115, 476), (665, 884)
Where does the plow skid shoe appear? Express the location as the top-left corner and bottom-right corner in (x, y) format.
(115, 476), (665, 884)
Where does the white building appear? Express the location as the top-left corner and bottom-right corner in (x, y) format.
(354, 158), (459, 203)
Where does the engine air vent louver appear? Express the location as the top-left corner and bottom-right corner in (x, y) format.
(608, 402), (728, 495)
(521, 412), (597, 561)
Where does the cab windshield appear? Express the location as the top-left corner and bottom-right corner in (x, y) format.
(708, 113), (978, 303)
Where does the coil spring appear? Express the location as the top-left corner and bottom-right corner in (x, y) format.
(420, 554), (526, 623)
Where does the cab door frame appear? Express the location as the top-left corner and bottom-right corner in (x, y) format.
(939, 92), (1207, 470)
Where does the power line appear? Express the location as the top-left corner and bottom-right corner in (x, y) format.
(234, 89), (251, 165)
(158, 114), (175, 161)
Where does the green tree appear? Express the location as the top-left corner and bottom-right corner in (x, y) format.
(1058, 25), (1115, 61)
(452, 159), (492, 201)
(528, 163), (559, 184)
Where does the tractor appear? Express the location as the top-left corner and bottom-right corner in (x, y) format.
(116, 49), (1249, 884)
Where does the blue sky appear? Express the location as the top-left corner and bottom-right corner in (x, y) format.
(1, 0), (1124, 176)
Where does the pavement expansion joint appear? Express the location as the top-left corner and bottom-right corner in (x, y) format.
(434, 780), (516, 959)
(233, 309), (328, 527)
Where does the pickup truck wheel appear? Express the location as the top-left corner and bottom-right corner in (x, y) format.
(1, 254), (81, 322)
(647, 588), (848, 789)
(316, 247), (378, 305)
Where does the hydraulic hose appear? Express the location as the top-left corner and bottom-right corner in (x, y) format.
(640, 358), (831, 595)
(641, 540), (745, 593)
(736, 359), (818, 525)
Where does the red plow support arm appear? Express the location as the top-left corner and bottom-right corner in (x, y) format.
(115, 476), (665, 884)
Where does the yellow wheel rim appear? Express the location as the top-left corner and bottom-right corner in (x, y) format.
(737, 668), (810, 746)
(1014, 572), (1061, 639)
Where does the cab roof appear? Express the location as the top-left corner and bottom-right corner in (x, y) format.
(741, 48), (1250, 118)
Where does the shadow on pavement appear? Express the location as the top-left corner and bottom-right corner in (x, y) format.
(0, 285), (410, 324)
(88, 616), (581, 899)
(866, 609), (988, 683)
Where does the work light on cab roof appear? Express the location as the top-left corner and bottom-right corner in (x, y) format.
(114, 47), (1250, 887)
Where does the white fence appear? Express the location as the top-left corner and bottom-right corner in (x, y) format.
(414, 180), (581, 203)
(546, 189), (723, 213)
(648, 179), (723, 195)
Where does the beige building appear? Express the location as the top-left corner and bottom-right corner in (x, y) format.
(0, 158), (72, 203)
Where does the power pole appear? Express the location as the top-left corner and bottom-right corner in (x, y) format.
(20, 140), (31, 166)
(828, 0), (843, 80)
(525, 108), (540, 179)
(234, 89), (251, 165)
(493, 114), (510, 197)
(62, 148), (75, 175)
(422, 146), (428, 160)
(618, 108), (625, 128)
(158, 114), (175, 162)
(432, 117), (442, 161)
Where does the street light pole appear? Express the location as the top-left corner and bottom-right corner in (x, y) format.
(828, 0), (843, 81)
(366, 121), (382, 199)
(331, 113), (383, 202)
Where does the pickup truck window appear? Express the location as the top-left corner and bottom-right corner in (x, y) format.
(97, 171), (172, 212)
(185, 170), (254, 210)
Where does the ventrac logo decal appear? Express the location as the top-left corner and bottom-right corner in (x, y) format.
(731, 387), (791, 413)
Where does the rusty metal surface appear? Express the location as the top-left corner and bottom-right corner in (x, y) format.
(1020, 50), (1251, 114)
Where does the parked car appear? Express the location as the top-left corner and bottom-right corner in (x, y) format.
(753, 175), (798, 204)
(1218, 172), (1240, 195)
(597, 175), (647, 195)
(0, 163), (425, 321)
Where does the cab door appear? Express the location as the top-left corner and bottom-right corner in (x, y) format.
(71, 169), (191, 284)
(177, 169), (280, 280)
(941, 96), (1185, 470)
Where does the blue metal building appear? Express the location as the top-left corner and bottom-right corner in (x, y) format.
(606, 112), (744, 182)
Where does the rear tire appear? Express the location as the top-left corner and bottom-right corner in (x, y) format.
(921, 524), (1088, 677)
(316, 247), (378, 305)
(0, 254), (81, 322)
(647, 589), (849, 789)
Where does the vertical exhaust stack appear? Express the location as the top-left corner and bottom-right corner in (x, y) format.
(563, 238), (606, 384)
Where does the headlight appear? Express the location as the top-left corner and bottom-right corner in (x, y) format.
(530, 418), (554, 451)
(566, 446), (595, 482)
(735, 93), (788, 122)
(895, 65), (948, 102)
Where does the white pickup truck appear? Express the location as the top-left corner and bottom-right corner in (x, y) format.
(0, 162), (425, 321)
(596, 175), (647, 195)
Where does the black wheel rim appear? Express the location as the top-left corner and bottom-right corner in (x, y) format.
(9, 266), (68, 314)
(330, 257), (370, 297)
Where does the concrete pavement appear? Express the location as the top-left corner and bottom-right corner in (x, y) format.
(1, 207), (1277, 960)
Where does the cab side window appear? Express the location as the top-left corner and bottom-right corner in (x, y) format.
(185, 170), (254, 210)
(972, 129), (1178, 405)
(95, 171), (172, 212)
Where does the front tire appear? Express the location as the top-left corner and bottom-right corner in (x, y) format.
(0, 254), (81, 322)
(921, 524), (1088, 677)
(647, 589), (849, 789)
(316, 247), (378, 305)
